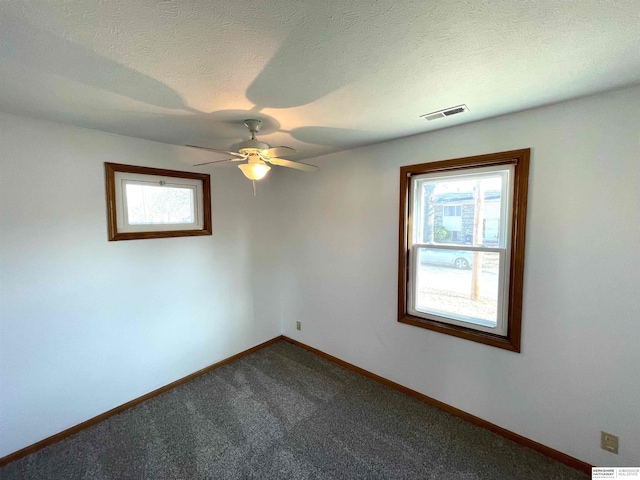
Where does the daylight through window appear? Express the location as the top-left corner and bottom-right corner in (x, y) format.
(124, 182), (196, 226)
(398, 150), (529, 351)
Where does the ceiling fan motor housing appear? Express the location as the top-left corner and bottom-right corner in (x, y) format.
(239, 119), (269, 154)
(238, 139), (270, 154)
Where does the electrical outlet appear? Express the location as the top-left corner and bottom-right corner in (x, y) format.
(296, 321), (301, 331)
(601, 431), (619, 454)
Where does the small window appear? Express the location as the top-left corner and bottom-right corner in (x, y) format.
(105, 163), (212, 241)
(444, 205), (462, 216)
(398, 149), (529, 351)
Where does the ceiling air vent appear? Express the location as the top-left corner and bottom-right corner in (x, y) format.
(420, 104), (469, 121)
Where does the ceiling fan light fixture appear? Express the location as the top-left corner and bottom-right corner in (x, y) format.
(238, 161), (270, 180)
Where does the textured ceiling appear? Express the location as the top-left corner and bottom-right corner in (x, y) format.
(1, 1), (639, 160)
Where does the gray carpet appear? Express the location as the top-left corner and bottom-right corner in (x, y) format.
(1, 340), (588, 479)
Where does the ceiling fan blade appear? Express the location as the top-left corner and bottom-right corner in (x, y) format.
(186, 145), (247, 159)
(267, 157), (318, 172)
(193, 158), (238, 166)
(264, 146), (298, 157)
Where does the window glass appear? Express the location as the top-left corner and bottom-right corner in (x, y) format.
(124, 182), (195, 225)
(410, 166), (511, 335)
(415, 248), (501, 328)
(414, 170), (508, 247)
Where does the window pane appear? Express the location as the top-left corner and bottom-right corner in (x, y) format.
(417, 173), (506, 246)
(125, 183), (195, 225)
(415, 248), (500, 328)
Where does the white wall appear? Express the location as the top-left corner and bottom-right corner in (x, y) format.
(0, 114), (281, 457)
(276, 86), (640, 466)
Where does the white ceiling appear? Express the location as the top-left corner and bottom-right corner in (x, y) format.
(1, 1), (639, 160)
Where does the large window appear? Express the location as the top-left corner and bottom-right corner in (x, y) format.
(105, 163), (212, 241)
(398, 149), (529, 351)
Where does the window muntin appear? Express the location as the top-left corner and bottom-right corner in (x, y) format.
(105, 163), (212, 241)
(398, 149), (529, 352)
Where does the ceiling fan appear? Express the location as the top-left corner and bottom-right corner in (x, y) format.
(186, 119), (318, 182)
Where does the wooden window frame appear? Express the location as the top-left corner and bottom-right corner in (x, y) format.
(398, 149), (530, 352)
(105, 162), (212, 241)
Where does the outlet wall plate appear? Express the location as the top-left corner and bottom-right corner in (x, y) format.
(601, 431), (619, 454)
(296, 321), (301, 331)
